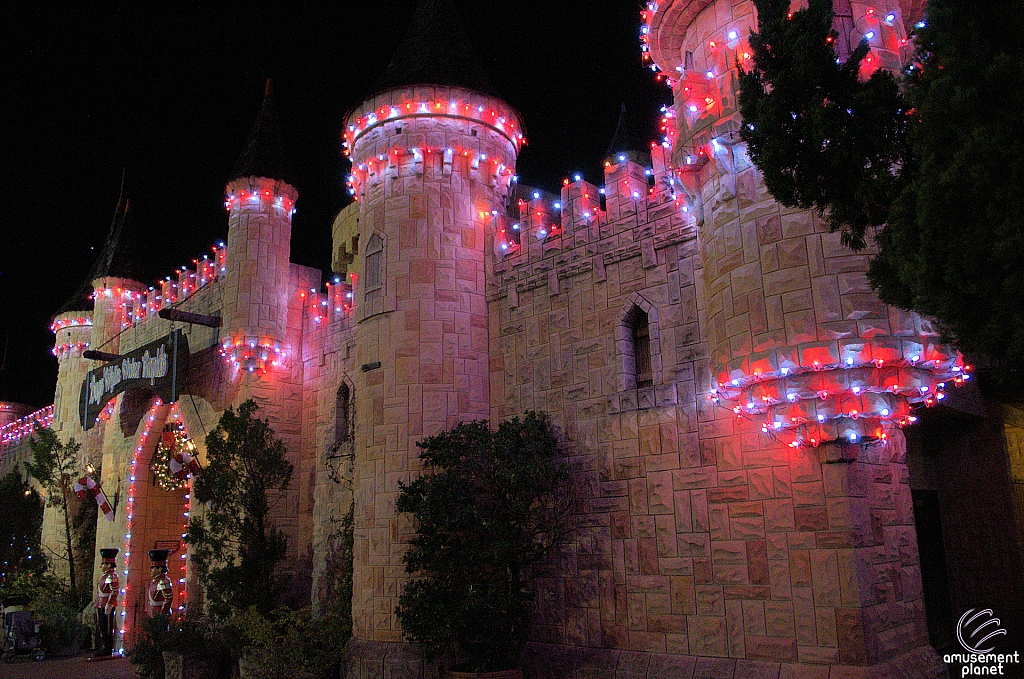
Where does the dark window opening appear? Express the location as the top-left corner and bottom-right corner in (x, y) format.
(365, 234), (383, 291)
(335, 384), (351, 446)
(629, 307), (652, 388)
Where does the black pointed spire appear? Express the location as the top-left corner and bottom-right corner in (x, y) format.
(374, 0), (498, 97)
(230, 79), (296, 185)
(605, 103), (651, 166)
(56, 194), (145, 315)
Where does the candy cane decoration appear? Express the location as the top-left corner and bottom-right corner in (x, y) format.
(168, 447), (201, 480)
(73, 475), (115, 521)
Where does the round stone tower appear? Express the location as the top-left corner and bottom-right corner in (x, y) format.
(343, 0), (523, 667)
(51, 197), (145, 437)
(646, 1), (955, 674)
(221, 80), (298, 375)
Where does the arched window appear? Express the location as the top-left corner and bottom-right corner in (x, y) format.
(364, 234), (383, 292)
(628, 307), (653, 389)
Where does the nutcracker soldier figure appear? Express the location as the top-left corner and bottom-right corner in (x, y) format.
(147, 550), (174, 617)
(94, 548), (119, 657)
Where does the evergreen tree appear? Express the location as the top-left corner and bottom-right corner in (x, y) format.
(25, 429), (84, 596)
(0, 470), (45, 593)
(738, 0), (1024, 385)
(737, 0), (907, 249)
(868, 0), (1024, 383)
(187, 400), (293, 618)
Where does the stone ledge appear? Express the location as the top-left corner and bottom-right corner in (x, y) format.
(520, 643), (948, 679)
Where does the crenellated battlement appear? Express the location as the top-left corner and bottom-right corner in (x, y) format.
(490, 142), (692, 270)
(345, 86), (523, 204)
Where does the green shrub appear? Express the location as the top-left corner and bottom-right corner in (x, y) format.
(128, 613), (229, 679)
(128, 614), (171, 679)
(228, 606), (346, 679)
(395, 412), (575, 672)
(30, 592), (86, 655)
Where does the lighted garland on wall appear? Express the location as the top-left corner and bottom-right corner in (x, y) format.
(118, 398), (162, 652)
(0, 405), (54, 450)
(642, 3), (908, 132)
(219, 336), (286, 375)
(167, 405), (193, 615)
(346, 145), (517, 201)
(707, 340), (970, 448)
(50, 316), (92, 333)
(86, 245), (227, 333)
(224, 190), (296, 215)
(343, 98), (526, 154)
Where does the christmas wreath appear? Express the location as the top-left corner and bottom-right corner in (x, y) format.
(152, 426), (201, 491)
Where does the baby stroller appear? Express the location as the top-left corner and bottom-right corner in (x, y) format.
(2, 597), (45, 663)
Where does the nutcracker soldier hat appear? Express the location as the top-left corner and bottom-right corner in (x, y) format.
(100, 548), (119, 564)
(148, 549), (170, 567)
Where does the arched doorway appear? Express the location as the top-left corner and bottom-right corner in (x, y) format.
(116, 399), (195, 652)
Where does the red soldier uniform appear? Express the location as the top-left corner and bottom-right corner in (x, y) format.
(94, 548), (119, 656)
(147, 549), (174, 617)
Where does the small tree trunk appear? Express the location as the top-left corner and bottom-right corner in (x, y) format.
(61, 477), (77, 595)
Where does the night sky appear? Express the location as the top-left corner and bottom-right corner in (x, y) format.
(0, 1), (664, 407)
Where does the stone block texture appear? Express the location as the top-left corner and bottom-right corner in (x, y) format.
(348, 85), (523, 641)
(40, 0), (1024, 676)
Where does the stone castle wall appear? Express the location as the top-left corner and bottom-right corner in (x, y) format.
(484, 143), (944, 676)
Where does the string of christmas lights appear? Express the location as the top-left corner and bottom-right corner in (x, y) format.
(118, 398), (163, 653)
(0, 405), (54, 450)
(707, 342), (969, 448)
(343, 98), (526, 153)
(167, 406), (192, 615)
(346, 145), (516, 201)
(224, 190), (296, 215)
(50, 316), (93, 333)
(91, 245), (228, 332)
(219, 336), (286, 375)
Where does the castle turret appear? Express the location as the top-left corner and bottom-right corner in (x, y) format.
(645, 1), (955, 674)
(52, 196), (145, 436)
(344, 0), (524, 665)
(221, 80), (298, 374)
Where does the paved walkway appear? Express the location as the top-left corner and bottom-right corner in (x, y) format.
(2, 653), (136, 679)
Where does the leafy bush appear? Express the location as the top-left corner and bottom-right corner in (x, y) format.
(396, 412), (575, 672)
(317, 506), (353, 642)
(228, 606), (347, 679)
(128, 613), (229, 679)
(30, 591), (86, 655)
(0, 470), (45, 595)
(128, 614), (172, 679)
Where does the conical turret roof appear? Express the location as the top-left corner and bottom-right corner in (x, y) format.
(374, 0), (498, 98)
(229, 79), (296, 186)
(56, 197), (145, 315)
(605, 103), (651, 165)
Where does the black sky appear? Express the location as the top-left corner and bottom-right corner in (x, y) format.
(0, 1), (665, 407)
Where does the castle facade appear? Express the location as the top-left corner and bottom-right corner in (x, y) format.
(18, 0), (1024, 677)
